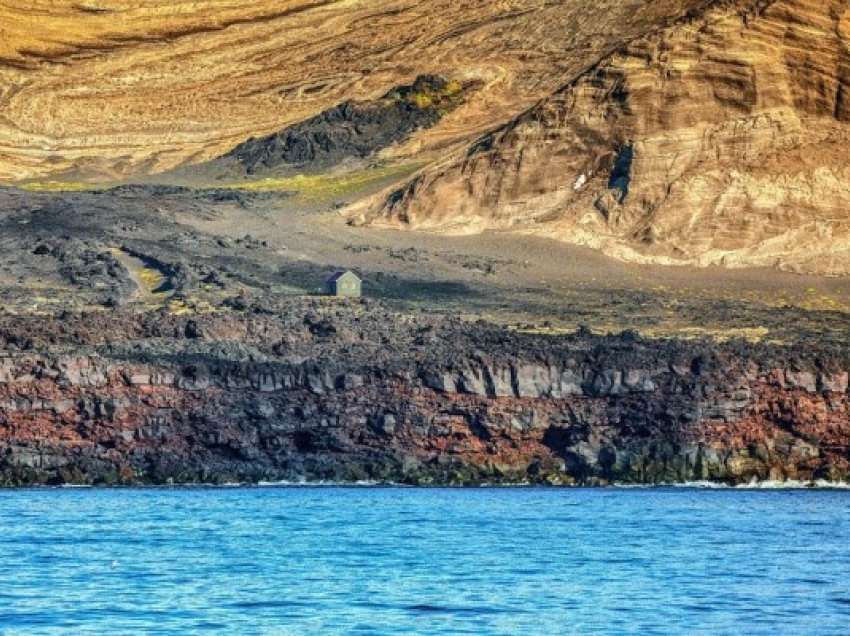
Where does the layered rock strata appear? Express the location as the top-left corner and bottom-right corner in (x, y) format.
(1, 303), (847, 486)
(0, 0), (707, 181)
(361, 0), (850, 275)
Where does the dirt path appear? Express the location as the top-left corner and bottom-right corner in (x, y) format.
(109, 247), (172, 307)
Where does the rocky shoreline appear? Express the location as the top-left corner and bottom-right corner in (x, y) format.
(0, 298), (848, 487)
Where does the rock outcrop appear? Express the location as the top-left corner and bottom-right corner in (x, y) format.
(1, 303), (848, 486)
(360, 0), (850, 275)
(219, 76), (468, 176)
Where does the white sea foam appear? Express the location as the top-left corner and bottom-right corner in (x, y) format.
(43, 479), (850, 490)
(665, 479), (850, 490)
(246, 479), (850, 490)
(255, 479), (395, 488)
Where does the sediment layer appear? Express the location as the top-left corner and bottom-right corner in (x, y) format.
(360, 0), (850, 275)
(0, 0), (706, 181)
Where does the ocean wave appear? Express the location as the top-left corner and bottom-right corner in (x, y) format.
(255, 480), (399, 488)
(666, 479), (850, 490)
(207, 479), (850, 490)
(28, 478), (850, 490)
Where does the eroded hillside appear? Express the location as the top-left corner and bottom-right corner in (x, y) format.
(3, 0), (850, 275)
(357, 0), (850, 275)
(0, 0), (710, 181)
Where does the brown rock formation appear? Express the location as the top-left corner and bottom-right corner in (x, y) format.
(6, 0), (849, 274)
(360, 0), (850, 275)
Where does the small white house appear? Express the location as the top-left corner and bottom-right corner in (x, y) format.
(325, 270), (362, 298)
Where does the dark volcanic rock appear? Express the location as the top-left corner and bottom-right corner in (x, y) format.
(99, 184), (284, 208)
(226, 76), (466, 174)
(0, 302), (848, 487)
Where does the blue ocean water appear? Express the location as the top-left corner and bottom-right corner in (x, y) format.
(1, 487), (848, 635)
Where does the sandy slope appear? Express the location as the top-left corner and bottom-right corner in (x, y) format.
(0, 0), (707, 181)
(3, 0), (850, 277)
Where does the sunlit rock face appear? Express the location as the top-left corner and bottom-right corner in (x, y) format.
(360, 0), (850, 275)
(0, 0), (704, 182)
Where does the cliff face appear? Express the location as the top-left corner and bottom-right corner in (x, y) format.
(0, 0), (706, 181)
(361, 0), (850, 275)
(1, 305), (848, 486)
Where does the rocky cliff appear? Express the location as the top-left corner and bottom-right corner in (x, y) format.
(1, 302), (848, 486)
(359, 0), (850, 275)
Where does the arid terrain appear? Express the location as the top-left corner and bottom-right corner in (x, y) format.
(356, 0), (850, 274)
(3, 0), (850, 273)
(1, 0), (849, 485)
(1, 174), (849, 486)
(1, 0), (708, 181)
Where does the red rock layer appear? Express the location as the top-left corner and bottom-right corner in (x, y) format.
(1, 344), (848, 486)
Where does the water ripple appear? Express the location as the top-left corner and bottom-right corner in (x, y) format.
(0, 488), (848, 634)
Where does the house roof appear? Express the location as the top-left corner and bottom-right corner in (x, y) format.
(326, 270), (361, 283)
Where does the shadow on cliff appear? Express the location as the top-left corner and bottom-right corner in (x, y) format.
(277, 259), (482, 306)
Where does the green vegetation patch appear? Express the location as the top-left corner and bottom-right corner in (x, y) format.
(219, 163), (422, 201)
(16, 181), (98, 193)
(388, 77), (465, 113)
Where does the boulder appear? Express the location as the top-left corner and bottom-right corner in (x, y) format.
(785, 370), (817, 393)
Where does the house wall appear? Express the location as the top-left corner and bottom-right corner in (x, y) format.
(332, 275), (361, 297)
